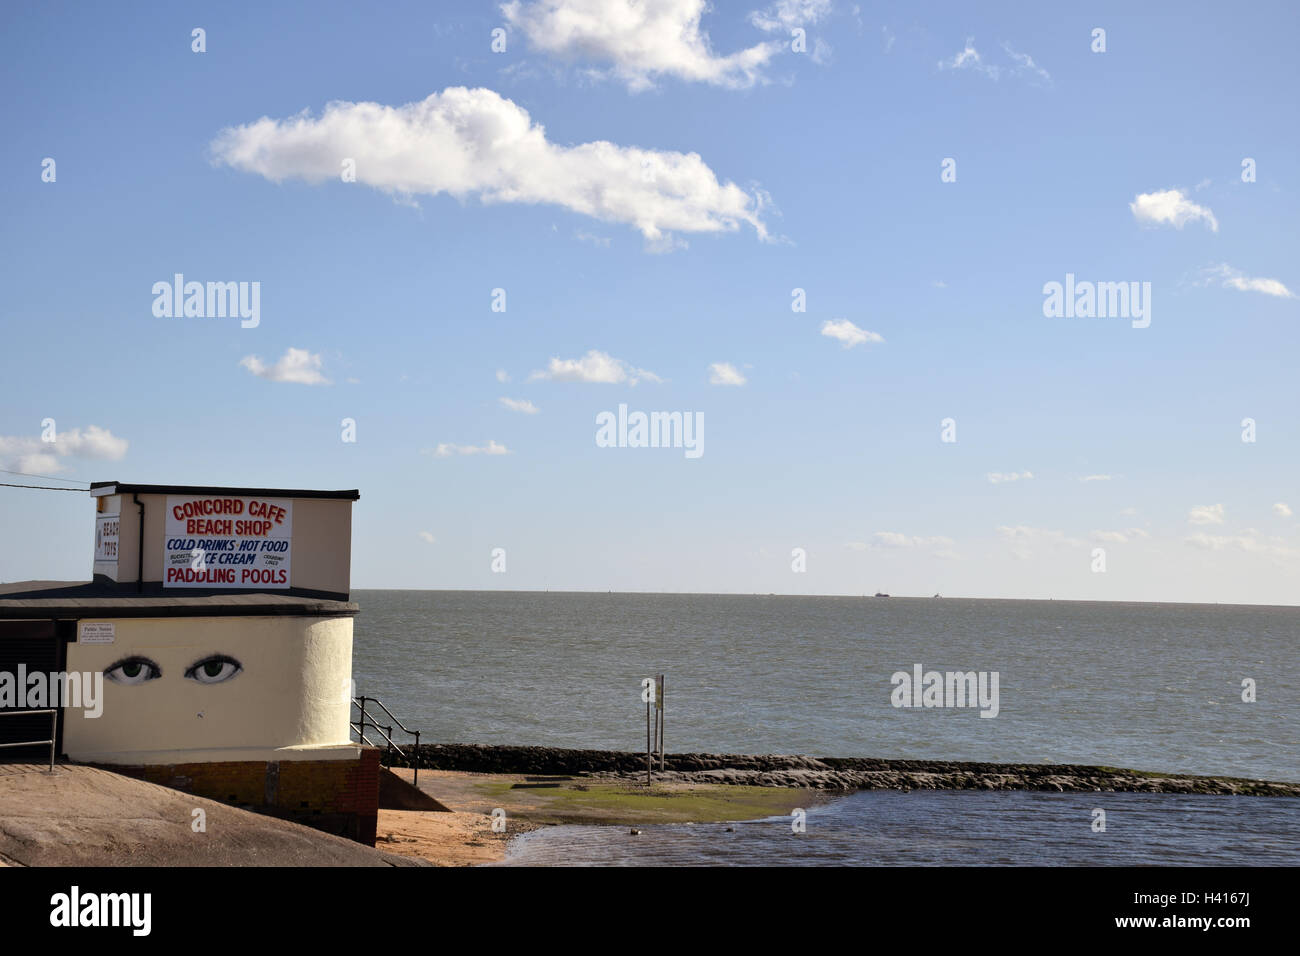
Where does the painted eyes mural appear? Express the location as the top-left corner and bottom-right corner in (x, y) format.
(185, 655), (243, 685)
(104, 654), (243, 686)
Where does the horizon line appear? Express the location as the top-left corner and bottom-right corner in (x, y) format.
(348, 587), (1300, 610)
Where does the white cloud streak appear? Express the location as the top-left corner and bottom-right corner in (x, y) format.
(1130, 189), (1218, 232)
(1185, 531), (1298, 558)
(499, 397), (540, 414)
(708, 361), (747, 385)
(987, 470), (1033, 484)
(938, 38), (1050, 83)
(1091, 528), (1149, 544)
(749, 0), (833, 32)
(871, 531), (955, 550)
(428, 440), (511, 457)
(1188, 504), (1225, 526)
(211, 87), (769, 247)
(502, 0), (780, 91)
(528, 349), (662, 385)
(820, 318), (883, 348)
(1198, 263), (1294, 298)
(1001, 43), (1051, 84)
(239, 348), (331, 385)
(0, 426), (129, 474)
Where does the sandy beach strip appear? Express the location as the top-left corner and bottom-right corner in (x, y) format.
(378, 766), (832, 865)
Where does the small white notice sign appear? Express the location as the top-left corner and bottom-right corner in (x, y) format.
(79, 622), (116, 644)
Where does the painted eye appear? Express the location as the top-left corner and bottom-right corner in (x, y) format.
(104, 656), (162, 685)
(185, 655), (242, 685)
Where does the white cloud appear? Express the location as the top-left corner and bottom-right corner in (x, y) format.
(529, 349), (662, 384)
(0, 425), (129, 474)
(56, 426), (128, 460)
(1185, 531), (1298, 558)
(211, 87), (769, 247)
(708, 361), (747, 385)
(1092, 528), (1149, 544)
(937, 39), (1050, 83)
(5, 453), (61, 474)
(750, 0), (832, 32)
(1130, 189), (1219, 232)
(871, 531), (955, 550)
(1079, 474), (1112, 482)
(496, 369), (510, 383)
(1188, 504), (1225, 526)
(1274, 502), (1293, 517)
(987, 470), (1033, 484)
(1001, 43), (1051, 84)
(574, 231), (611, 247)
(750, 1), (834, 63)
(428, 440), (511, 457)
(239, 348), (331, 385)
(820, 318), (883, 348)
(996, 524), (1083, 558)
(499, 397), (540, 414)
(1197, 263), (1294, 299)
(502, 0), (781, 91)
(418, 531), (436, 544)
(939, 38), (999, 79)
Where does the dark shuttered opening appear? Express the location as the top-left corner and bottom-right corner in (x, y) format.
(0, 620), (66, 760)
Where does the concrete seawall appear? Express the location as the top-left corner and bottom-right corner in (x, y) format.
(384, 744), (1300, 796)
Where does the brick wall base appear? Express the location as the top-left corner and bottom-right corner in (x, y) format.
(103, 748), (381, 846)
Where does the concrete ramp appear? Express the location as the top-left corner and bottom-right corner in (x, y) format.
(0, 762), (427, 867)
(379, 767), (451, 811)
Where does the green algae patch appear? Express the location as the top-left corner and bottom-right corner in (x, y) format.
(462, 776), (820, 826)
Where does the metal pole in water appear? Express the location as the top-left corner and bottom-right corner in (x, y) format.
(658, 674), (665, 771)
(646, 693), (652, 786)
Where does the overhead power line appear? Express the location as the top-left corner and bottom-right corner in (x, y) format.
(0, 468), (89, 486)
(0, 482), (88, 492)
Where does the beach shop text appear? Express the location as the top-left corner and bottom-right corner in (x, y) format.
(164, 495), (292, 588)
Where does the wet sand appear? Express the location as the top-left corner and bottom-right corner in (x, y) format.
(379, 766), (830, 865)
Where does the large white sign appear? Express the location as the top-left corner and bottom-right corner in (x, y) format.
(164, 495), (292, 589)
(94, 512), (120, 563)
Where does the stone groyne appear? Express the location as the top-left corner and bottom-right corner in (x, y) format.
(383, 744), (1300, 797)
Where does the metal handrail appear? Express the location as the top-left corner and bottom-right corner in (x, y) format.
(357, 696), (419, 736)
(351, 696), (423, 785)
(351, 716), (406, 756)
(0, 708), (57, 772)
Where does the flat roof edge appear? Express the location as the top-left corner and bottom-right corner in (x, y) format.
(0, 601), (359, 619)
(89, 482), (360, 501)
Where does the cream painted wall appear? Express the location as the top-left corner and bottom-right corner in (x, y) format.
(63, 615), (355, 765)
(93, 493), (353, 595)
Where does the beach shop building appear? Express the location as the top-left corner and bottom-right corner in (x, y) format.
(0, 481), (381, 844)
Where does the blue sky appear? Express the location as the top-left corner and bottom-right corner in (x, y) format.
(2, 0), (1297, 603)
